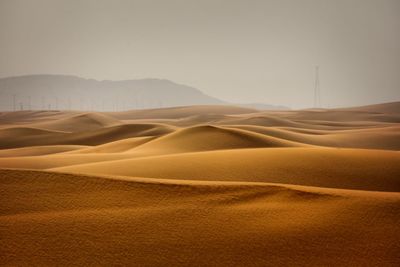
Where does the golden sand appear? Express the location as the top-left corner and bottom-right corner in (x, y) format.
(1, 103), (399, 266)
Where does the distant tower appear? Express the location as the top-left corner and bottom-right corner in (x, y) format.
(313, 65), (321, 108)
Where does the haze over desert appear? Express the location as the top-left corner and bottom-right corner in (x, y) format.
(1, 0), (400, 265)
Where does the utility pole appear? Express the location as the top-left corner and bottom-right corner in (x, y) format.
(314, 65), (321, 108)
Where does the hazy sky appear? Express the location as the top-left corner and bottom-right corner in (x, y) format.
(1, 0), (399, 108)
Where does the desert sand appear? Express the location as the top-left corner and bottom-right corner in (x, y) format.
(1, 102), (400, 266)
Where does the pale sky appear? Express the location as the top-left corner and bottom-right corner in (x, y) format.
(1, 0), (399, 108)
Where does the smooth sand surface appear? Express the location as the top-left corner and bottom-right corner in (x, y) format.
(0, 123), (175, 149)
(1, 169), (399, 266)
(52, 147), (400, 192)
(0, 145), (89, 157)
(231, 125), (400, 150)
(1, 103), (400, 266)
(31, 112), (122, 132)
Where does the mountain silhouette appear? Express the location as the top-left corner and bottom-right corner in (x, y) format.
(0, 75), (286, 111)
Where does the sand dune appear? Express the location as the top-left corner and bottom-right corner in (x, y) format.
(318, 125), (400, 150)
(110, 105), (258, 119)
(53, 148), (400, 192)
(218, 113), (395, 130)
(0, 145), (89, 157)
(174, 114), (234, 126)
(1, 102), (400, 266)
(1, 169), (399, 266)
(60, 123), (176, 146)
(340, 101), (400, 114)
(281, 110), (400, 123)
(0, 126), (305, 168)
(232, 125), (400, 150)
(0, 127), (67, 149)
(218, 114), (307, 128)
(125, 125), (305, 156)
(68, 136), (155, 154)
(0, 153), (138, 170)
(0, 110), (76, 126)
(0, 123), (175, 149)
(31, 112), (121, 132)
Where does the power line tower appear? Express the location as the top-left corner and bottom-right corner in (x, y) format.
(313, 65), (321, 108)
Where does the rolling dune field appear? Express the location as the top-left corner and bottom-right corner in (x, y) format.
(1, 102), (400, 266)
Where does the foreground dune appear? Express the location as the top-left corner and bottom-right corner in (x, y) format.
(53, 148), (400, 192)
(1, 169), (399, 266)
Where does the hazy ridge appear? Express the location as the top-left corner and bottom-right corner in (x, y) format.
(0, 75), (288, 111)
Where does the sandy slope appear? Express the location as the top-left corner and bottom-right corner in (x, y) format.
(0, 123), (175, 149)
(123, 125), (306, 156)
(1, 169), (399, 266)
(1, 103), (400, 266)
(31, 112), (121, 132)
(0, 153), (138, 169)
(0, 145), (89, 157)
(276, 109), (400, 123)
(0, 110), (77, 126)
(53, 148), (400, 192)
(67, 136), (155, 153)
(339, 101), (400, 114)
(231, 125), (400, 150)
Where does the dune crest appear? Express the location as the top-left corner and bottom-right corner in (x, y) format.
(32, 112), (122, 132)
(52, 147), (400, 192)
(0, 145), (89, 157)
(125, 125), (305, 156)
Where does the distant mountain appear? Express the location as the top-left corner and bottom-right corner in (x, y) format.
(0, 75), (287, 111)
